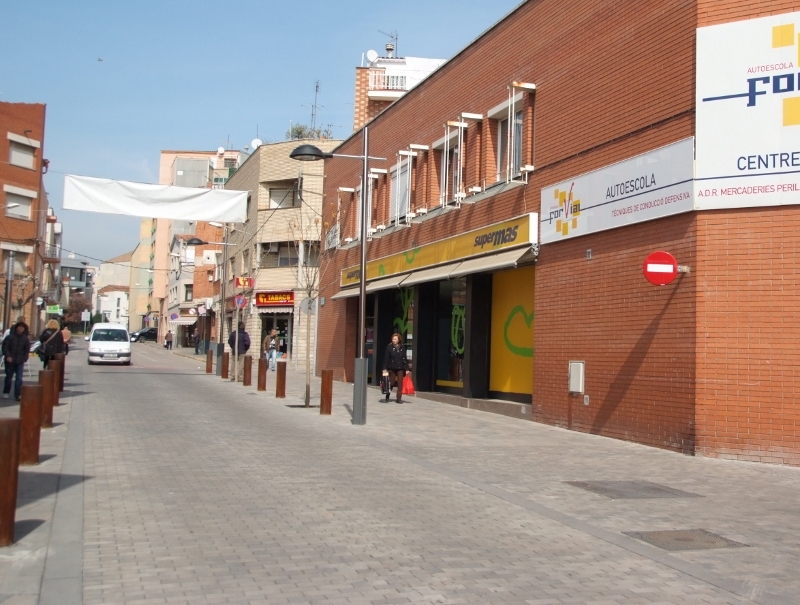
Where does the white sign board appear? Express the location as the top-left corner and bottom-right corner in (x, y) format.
(540, 139), (694, 244)
(81, 310), (91, 322)
(696, 12), (800, 209)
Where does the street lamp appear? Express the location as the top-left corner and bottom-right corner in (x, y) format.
(290, 127), (385, 425)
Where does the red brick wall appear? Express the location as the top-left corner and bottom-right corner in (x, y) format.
(698, 0), (800, 25)
(0, 102), (47, 330)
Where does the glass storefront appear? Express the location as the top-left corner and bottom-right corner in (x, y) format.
(435, 277), (466, 391)
(260, 314), (292, 358)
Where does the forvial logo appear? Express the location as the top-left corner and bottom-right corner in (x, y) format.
(547, 183), (581, 237)
(702, 22), (800, 126)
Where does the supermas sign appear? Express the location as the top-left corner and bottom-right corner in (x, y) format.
(696, 11), (800, 210)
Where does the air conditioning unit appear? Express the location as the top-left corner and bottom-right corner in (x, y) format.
(405, 212), (416, 220)
(417, 207), (428, 215)
(468, 186), (482, 194)
(344, 237), (354, 243)
(376, 224), (386, 231)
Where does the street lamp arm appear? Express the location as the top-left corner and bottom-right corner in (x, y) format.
(331, 153), (387, 161)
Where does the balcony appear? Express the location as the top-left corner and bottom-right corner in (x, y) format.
(42, 244), (61, 263)
(367, 70), (407, 101)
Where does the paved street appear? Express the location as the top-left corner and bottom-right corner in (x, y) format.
(2, 341), (800, 605)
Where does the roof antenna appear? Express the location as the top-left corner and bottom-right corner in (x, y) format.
(379, 30), (398, 57)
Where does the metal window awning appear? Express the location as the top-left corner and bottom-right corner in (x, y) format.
(448, 247), (536, 278)
(169, 317), (199, 326)
(257, 306), (294, 314)
(365, 273), (409, 293)
(330, 287), (359, 300)
(400, 262), (461, 287)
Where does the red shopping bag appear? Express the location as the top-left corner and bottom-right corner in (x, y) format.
(402, 373), (415, 396)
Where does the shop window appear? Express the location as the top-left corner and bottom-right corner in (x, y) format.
(436, 278), (466, 390)
(9, 141), (36, 170)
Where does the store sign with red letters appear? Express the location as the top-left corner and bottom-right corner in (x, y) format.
(255, 291), (294, 307)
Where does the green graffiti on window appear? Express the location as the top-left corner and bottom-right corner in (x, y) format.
(393, 288), (413, 335)
(451, 304), (466, 355)
(503, 305), (534, 358)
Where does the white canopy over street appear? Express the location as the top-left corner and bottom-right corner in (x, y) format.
(63, 174), (247, 222)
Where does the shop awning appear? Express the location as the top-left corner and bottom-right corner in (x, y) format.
(365, 273), (410, 293)
(257, 306), (294, 314)
(400, 262), (461, 287)
(169, 317), (198, 326)
(448, 247), (537, 278)
(330, 287), (359, 300)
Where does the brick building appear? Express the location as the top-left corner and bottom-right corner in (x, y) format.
(0, 101), (59, 334)
(316, 0), (800, 466)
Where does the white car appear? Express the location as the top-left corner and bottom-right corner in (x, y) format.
(86, 323), (132, 365)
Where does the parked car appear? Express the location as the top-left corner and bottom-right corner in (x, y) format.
(130, 327), (158, 342)
(86, 323), (132, 365)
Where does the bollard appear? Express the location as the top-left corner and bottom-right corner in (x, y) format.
(257, 358), (267, 392)
(221, 352), (229, 379)
(19, 385), (43, 465)
(55, 352), (66, 392)
(243, 355), (252, 387)
(39, 370), (55, 429)
(206, 349), (213, 374)
(49, 359), (63, 406)
(0, 418), (21, 546)
(276, 361), (286, 399)
(320, 370), (333, 415)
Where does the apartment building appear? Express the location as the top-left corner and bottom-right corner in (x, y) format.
(318, 0), (800, 466)
(93, 250), (132, 325)
(224, 139), (339, 364)
(166, 234), (196, 346)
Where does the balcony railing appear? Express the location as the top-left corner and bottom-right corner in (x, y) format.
(368, 70), (407, 91)
(42, 244), (61, 261)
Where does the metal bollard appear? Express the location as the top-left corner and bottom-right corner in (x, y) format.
(54, 352), (66, 392)
(243, 355), (252, 386)
(206, 350), (213, 374)
(0, 418), (21, 546)
(221, 352), (229, 379)
(320, 370), (333, 415)
(39, 370), (55, 429)
(49, 359), (63, 405)
(19, 385), (43, 465)
(257, 358), (267, 392)
(275, 361), (286, 399)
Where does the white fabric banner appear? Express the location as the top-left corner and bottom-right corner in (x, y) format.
(63, 174), (247, 222)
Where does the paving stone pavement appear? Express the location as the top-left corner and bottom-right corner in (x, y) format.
(2, 342), (800, 604)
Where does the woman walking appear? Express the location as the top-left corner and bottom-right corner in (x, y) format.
(382, 332), (408, 404)
(38, 319), (64, 369)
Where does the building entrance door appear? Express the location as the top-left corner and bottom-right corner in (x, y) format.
(260, 314), (292, 359)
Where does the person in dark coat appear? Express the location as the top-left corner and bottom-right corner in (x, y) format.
(3, 319), (30, 400)
(38, 318), (65, 369)
(227, 322), (251, 381)
(382, 332), (408, 404)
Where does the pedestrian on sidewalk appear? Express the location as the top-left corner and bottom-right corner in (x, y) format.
(61, 323), (71, 355)
(228, 321), (250, 381)
(382, 332), (408, 404)
(263, 328), (279, 371)
(38, 319), (64, 369)
(193, 327), (201, 355)
(3, 319), (30, 401)
(165, 330), (173, 350)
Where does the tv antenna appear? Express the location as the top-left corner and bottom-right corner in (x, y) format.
(379, 30), (398, 56)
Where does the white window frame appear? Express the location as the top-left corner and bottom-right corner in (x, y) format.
(8, 141), (36, 170)
(3, 185), (36, 220)
(389, 157), (411, 225)
(269, 186), (300, 209)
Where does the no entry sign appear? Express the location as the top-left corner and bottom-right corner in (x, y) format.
(642, 251), (678, 286)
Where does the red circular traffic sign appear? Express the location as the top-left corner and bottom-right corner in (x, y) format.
(642, 251), (678, 286)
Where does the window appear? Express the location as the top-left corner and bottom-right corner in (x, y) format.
(91, 329), (128, 342)
(4, 191), (33, 220)
(390, 160), (410, 223)
(242, 249), (250, 274)
(278, 243), (299, 267)
(497, 110), (523, 181)
(229, 258), (236, 278)
(223, 157), (237, 169)
(185, 285), (193, 302)
(269, 186), (300, 209)
(1, 252), (29, 277)
(304, 242), (320, 267)
(116, 298), (121, 308)
(260, 243), (277, 268)
(9, 142), (35, 169)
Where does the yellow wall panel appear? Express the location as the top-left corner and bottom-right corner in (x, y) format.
(490, 266), (535, 395)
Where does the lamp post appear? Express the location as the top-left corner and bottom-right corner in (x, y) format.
(290, 129), (385, 425)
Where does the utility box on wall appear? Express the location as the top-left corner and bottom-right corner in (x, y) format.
(568, 361), (585, 394)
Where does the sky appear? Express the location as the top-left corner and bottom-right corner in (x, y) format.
(1, 0), (522, 263)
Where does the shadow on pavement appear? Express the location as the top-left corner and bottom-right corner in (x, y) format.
(13, 519), (46, 541)
(60, 390), (93, 398)
(36, 454), (58, 463)
(17, 472), (92, 506)
(285, 404), (320, 409)
(344, 404), (353, 419)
